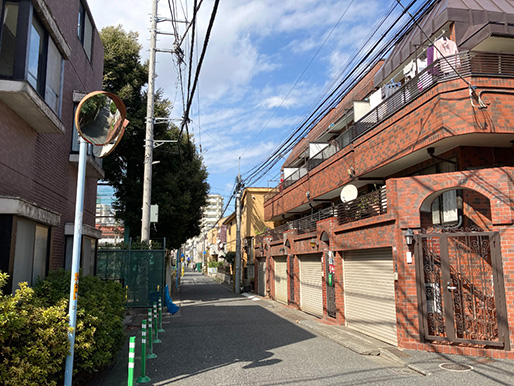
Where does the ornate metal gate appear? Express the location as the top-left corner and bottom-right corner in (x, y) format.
(415, 228), (509, 348)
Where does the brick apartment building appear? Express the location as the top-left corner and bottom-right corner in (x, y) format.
(0, 0), (104, 292)
(258, 0), (514, 358)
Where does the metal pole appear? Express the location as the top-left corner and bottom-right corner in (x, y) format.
(141, 0), (158, 242)
(128, 336), (135, 385)
(147, 308), (157, 359)
(235, 175), (242, 294)
(64, 138), (87, 385)
(153, 303), (161, 343)
(136, 320), (151, 383)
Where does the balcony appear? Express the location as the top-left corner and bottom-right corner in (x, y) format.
(266, 188), (388, 241)
(0, 80), (65, 134)
(266, 51), (514, 204)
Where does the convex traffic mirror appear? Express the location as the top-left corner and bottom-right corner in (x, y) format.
(75, 91), (128, 157)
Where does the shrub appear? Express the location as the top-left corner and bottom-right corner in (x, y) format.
(0, 272), (69, 386)
(208, 260), (219, 268)
(35, 270), (126, 382)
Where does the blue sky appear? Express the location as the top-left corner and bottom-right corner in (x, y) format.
(88, 0), (411, 206)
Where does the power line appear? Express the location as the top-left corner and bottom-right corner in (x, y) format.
(238, 0), (357, 159)
(243, 0), (436, 187)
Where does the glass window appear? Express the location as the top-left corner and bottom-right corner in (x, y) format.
(45, 37), (62, 113)
(432, 189), (461, 226)
(32, 225), (49, 284)
(27, 15), (44, 93)
(78, 2), (93, 60)
(0, 2), (18, 77)
(11, 218), (49, 290)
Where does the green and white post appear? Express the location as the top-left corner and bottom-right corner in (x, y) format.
(147, 308), (157, 359)
(136, 319), (151, 383)
(128, 336), (135, 385)
(158, 297), (165, 333)
(153, 303), (161, 343)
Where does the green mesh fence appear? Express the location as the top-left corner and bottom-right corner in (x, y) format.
(97, 246), (165, 308)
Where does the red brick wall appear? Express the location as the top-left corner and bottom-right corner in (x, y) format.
(265, 167), (514, 358)
(0, 0), (104, 271)
(266, 79), (514, 220)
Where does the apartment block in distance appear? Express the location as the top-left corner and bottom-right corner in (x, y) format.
(0, 0), (104, 292)
(260, 0), (514, 359)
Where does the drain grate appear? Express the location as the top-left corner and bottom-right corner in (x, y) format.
(439, 363), (473, 372)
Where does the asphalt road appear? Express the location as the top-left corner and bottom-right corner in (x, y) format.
(93, 270), (514, 385)
(143, 271), (419, 385)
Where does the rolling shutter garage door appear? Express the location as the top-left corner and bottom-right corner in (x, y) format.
(344, 248), (398, 346)
(257, 259), (266, 296)
(300, 254), (323, 317)
(274, 257), (288, 304)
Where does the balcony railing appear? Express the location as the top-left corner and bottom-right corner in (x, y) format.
(264, 189), (388, 242)
(336, 187), (387, 225)
(267, 206), (337, 241)
(266, 51), (514, 203)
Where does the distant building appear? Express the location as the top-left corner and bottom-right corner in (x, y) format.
(201, 194), (223, 233)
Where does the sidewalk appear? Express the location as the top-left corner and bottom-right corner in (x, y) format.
(241, 292), (514, 382)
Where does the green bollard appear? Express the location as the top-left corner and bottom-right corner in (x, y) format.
(128, 336), (135, 386)
(153, 303), (161, 343)
(136, 319), (151, 383)
(158, 297), (165, 333)
(147, 308), (157, 359)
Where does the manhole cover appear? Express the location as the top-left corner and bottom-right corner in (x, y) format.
(439, 363), (473, 371)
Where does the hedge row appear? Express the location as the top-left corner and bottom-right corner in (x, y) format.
(0, 270), (126, 385)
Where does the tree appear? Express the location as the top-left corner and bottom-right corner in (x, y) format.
(99, 25), (209, 249)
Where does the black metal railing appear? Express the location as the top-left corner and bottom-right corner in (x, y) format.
(336, 187), (387, 225)
(265, 51), (514, 203)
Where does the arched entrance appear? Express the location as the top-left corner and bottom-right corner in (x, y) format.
(414, 188), (509, 348)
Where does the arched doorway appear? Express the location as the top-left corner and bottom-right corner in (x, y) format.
(415, 188), (509, 348)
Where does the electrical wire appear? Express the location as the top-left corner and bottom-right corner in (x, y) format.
(395, 0), (487, 108)
(243, 0), (437, 187)
(238, 0), (357, 159)
(179, 0), (220, 139)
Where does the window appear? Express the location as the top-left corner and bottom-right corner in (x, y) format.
(78, 2), (93, 60)
(11, 218), (49, 290)
(431, 189), (462, 227)
(0, 1), (18, 76)
(0, 0), (63, 114)
(65, 235), (97, 275)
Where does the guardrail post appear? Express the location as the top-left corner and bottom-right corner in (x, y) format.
(128, 336), (135, 385)
(153, 303), (161, 343)
(136, 319), (151, 383)
(147, 308), (157, 359)
(158, 297), (165, 333)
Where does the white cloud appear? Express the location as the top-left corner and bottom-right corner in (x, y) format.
(87, 0), (389, 193)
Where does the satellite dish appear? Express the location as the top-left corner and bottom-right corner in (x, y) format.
(340, 184), (358, 203)
(75, 91), (127, 146)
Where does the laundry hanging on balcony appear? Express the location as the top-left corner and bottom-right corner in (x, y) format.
(433, 37), (460, 73)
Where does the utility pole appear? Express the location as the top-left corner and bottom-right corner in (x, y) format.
(235, 172), (243, 294)
(141, 0), (158, 242)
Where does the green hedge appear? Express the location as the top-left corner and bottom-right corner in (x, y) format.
(0, 270), (126, 385)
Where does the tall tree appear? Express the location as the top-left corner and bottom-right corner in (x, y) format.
(99, 25), (209, 248)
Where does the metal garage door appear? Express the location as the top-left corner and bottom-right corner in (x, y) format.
(300, 254), (323, 317)
(257, 259), (266, 296)
(344, 248), (398, 345)
(274, 257), (288, 304)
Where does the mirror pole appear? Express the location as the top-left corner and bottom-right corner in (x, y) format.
(64, 138), (88, 386)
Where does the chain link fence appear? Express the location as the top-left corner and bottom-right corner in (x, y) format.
(97, 241), (166, 308)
